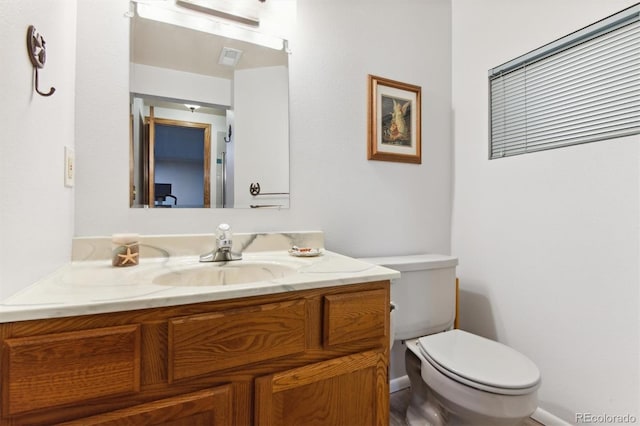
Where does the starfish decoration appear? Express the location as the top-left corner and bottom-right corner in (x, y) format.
(117, 246), (139, 265)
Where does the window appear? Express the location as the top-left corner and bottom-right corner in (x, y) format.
(488, 4), (640, 159)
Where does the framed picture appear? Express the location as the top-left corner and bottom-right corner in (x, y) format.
(367, 75), (422, 164)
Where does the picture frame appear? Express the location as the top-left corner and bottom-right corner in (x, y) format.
(367, 75), (422, 164)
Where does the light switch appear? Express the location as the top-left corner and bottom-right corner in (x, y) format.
(64, 146), (74, 187)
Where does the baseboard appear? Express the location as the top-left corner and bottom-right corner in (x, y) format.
(532, 407), (572, 426)
(390, 375), (410, 393)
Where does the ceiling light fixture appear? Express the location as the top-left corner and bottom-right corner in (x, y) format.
(184, 104), (201, 112)
(134, 2), (286, 51)
(176, 0), (260, 27)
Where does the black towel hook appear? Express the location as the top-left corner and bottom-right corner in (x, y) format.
(224, 125), (232, 143)
(26, 25), (56, 97)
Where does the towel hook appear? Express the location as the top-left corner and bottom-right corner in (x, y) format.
(26, 25), (56, 97)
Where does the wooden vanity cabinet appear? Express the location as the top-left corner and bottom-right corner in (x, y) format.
(0, 281), (390, 425)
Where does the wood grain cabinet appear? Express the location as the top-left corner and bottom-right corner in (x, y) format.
(0, 281), (390, 425)
(255, 351), (388, 426)
(58, 386), (233, 426)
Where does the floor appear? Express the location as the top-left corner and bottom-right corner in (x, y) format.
(389, 388), (412, 426)
(389, 388), (543, 426)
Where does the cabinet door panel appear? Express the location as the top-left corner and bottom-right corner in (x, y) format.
(324, 289), (388, 347)
(58, 386), (232, 426)
(255, 350), (388, 426)
(169, 299), (306, 381)
(2, 325), (140, 415)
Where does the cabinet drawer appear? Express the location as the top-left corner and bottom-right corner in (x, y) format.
(324, 289), (388, 347)
(58, 386), (232, 426)
(1, 325), (140, 415)
(169, 299), (306, 381)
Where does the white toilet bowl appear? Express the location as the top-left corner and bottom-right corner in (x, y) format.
(404, 330), (540, 426)
(360, 254), (541, 426)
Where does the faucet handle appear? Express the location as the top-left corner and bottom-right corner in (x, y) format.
(200, 223), (241, 262)
(216, 223), (233, 248)
(216, 223), (231, 239)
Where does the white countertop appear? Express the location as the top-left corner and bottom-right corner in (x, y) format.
(0, 232), (399, 323)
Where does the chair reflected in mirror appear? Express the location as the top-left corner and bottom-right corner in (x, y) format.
(154, 183), (177, 207)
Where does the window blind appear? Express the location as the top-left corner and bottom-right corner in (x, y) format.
(489, 4), (640, 159)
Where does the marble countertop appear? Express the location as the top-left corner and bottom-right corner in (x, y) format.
(0, 232), (400, 323)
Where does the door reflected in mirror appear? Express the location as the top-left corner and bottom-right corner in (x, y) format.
(129, 1), (291, 209)
(153, 116), (211, 208)
(131, 99), (225, 208)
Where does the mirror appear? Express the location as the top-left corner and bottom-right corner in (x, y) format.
(129, 1), (290, 209)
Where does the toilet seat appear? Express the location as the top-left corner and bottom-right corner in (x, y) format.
(417, 329), (541, 396)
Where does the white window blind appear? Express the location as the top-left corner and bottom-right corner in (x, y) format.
(489, 4), (640, 159)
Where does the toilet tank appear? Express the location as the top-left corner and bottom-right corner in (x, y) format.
(360, 254), (458, 340)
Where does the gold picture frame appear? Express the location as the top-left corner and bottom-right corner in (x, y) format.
(367, 75), (422, 164)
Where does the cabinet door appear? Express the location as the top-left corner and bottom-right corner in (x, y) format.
(255, 351), (388, 426)
(57, 386), (232, 426)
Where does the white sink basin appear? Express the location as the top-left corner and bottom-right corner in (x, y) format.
(152, 261), (298, 286)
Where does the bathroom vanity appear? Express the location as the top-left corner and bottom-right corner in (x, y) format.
(0, 232), (398, 425)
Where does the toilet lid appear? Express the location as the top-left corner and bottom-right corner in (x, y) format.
(418, 330), (540, 395)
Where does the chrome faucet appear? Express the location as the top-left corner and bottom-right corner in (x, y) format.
(199, 223), (243, 262)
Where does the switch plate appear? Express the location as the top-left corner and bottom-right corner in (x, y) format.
(64, 146), (74, 187)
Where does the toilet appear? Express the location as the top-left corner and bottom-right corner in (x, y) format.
(361, 254), (541, 426)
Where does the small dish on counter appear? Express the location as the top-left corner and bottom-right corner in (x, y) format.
(288, 246), (323, 257)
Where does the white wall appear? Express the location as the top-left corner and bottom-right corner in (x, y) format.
(0, 0), (77, 300)
(74, 0), (453, 260)
(451, 0), (639, 421)
(130, 63), (231, 107)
